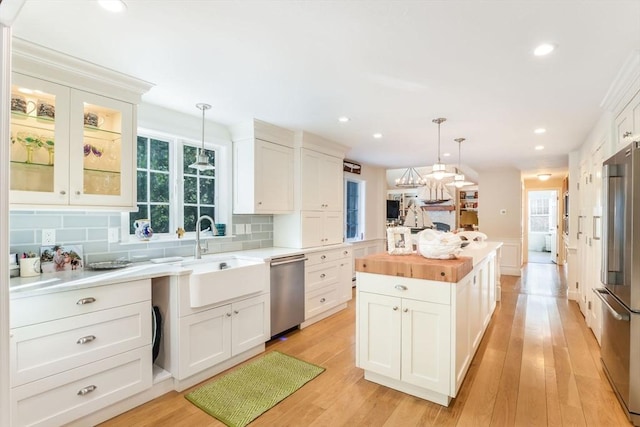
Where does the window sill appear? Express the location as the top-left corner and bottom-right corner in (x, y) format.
(119, 234), (233, 246)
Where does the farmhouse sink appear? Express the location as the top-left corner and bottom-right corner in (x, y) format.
(182, 256), (267, 308)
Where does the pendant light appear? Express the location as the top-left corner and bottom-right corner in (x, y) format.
(447, 137), (475, 187)
(395, 167), (426, 188)
(428, 117), (455, 180)
(189, 103), (214, 172)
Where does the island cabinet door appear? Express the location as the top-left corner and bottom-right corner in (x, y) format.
(401, 299), (451, 394)
(358, 292), (402, 379)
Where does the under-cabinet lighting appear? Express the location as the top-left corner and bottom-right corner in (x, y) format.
(17, 87), (33, 94)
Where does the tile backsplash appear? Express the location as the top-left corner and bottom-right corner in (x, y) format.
(10, 211), (273, 265)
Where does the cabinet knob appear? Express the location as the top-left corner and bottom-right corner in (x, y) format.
(234, 310), (239, 315)
(624, 131), (633, 138)
(75, 190), (81, 195)
(320, 298), (326, 303)
(394, 285), (407, 291)
(403, 308), (409, 313)
(321, 255), (326, 260)
(226, 312), (232, 317)
(320, 273), (326, 278)
(76, 335), (96, 345)
(76, 297), (96, 305)
(60, 190), (66, 195)
(393, 306), (399, 311)
(258, 201), (262, 205)
(77, 385), (97, 396)
(344, 251), (348, 255)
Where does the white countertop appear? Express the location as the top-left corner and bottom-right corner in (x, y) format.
(9, 243), (351, 299)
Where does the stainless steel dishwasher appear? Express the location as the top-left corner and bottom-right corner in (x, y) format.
(270, 254), (306, 337)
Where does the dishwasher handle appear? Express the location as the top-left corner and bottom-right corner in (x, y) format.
(593, 288), (630, 321)
(270, 256), (307, 267)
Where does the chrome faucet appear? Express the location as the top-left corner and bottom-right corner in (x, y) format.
(195, 215), (217, 259)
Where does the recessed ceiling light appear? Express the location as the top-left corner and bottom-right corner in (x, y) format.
(535, 145), (545, 151)
(373, 133), (383, 139)
(443, 152), (451, 157)
(534, 128), (546, 134)
(98, 0), (127, 13)
(338, 116), (350, 123)
(534, 43), (556, 56)
(538, 173), (552, 181)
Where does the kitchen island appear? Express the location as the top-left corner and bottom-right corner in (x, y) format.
(355, 242), (502, 406)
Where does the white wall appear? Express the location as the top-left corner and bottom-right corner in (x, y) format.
(345, 162), (386, 241)
(478, 168), (523, 275)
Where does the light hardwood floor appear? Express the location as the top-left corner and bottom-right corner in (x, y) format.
(101, 264), (631, 426)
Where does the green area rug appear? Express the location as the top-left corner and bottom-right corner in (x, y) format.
(185, 351), (325, 427)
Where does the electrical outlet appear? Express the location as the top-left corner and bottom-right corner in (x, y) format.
(245, 224), (252, 234)
(42, 229), (56, 245)
(108, 227), (119, 243)
(235, 224), (245, 235)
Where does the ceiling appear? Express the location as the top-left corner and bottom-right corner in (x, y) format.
(10, 1), (640, 178)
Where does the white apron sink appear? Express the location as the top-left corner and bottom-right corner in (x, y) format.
(183, 256), (267, 308)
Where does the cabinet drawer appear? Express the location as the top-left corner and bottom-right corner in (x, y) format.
(356, 273), (450, 305)
(306, 249), (341, 266)
(306, 285), (339, 319)
(12, 345), (152, 427)
(305, 262), (338, 292)
(11, 279), (151, 328)
(11, 301), (151, 387)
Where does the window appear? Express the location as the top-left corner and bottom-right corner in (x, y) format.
(529, 198), (550, 232)
(126, 130), (225, 240)
(345, 179), (365, 241)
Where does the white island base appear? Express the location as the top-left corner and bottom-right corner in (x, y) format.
(355, 242), (502, 406)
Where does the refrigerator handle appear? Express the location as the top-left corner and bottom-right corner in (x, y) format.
(601, 164), (610, 285)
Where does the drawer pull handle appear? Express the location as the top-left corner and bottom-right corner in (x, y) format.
(393, 306), (399, 311)
(320, 273), (326, 278)
(321, 255), (326, 260)
(320, 298), (326, 303)
(624, 131), (633, 138)
(76, 297), (96, 305)
(76, 335), (96, 345)
(77, 385), (97, 396)
(395, 285), (407, 291)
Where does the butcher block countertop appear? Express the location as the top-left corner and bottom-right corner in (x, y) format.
(355, 253), (473, 283)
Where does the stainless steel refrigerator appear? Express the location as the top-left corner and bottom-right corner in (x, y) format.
(596, 141), (640, 426)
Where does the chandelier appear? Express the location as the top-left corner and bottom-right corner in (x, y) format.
(395, 167), (426, 188)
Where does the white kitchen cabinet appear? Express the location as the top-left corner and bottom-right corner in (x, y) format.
(231, 119), (295, 214)
(615, 89), (640, 148)
(9, 279), (152, 427)
(358, 291), (451, 395)
(176, 293), (269, 380)
(10, 39), (150, 210)
(301, 148), (344, 211)
(302, 246), (352, 327)
(300, 210), (344, 247)
(273, 132), (348, 249)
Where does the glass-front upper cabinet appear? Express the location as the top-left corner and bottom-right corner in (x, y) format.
(69, 89), (133, 207)
(9, 73), (134, 208)
(10, 73), (71, 205)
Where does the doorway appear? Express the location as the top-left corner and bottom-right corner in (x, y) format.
(527, 190), (558, 264)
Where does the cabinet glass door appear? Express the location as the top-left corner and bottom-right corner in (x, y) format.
(69, 90), (133, 207)
(10, 73), (70, 204)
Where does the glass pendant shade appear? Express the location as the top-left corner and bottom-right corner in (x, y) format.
(426, 117), (454, 179)
(446, 138), (475, 187)
(189, 103), (214, 171)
